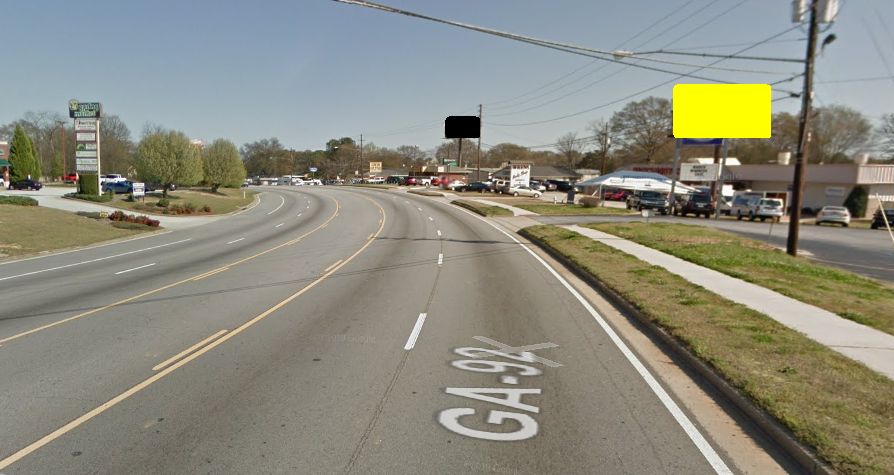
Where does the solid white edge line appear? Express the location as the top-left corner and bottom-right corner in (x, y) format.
(226, 238), (245, 245)
(404, 313), (428, 350)
(0, 239), (190, 282)
(266, 195), (286, 215)
(438, 200), (732, 475)
(114, 263), (156, 275)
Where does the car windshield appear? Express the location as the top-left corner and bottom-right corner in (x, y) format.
(4, 2), (893, 474)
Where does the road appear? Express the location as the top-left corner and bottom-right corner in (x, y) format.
(0, 186), (786, 473)
(536, 213), (894, 282)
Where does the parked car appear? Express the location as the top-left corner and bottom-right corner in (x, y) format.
(507, 185), (542, 198)
(870, 208), (894, 230)
(100, 173), (126, 184)
(492, 179), (511, 194)
(417, 177), (433, 186)
(529, 180), (547, 192)
(738, 198), (784, 222)
(718, 195), (733, 215)
(459, 182), (490, 193)
(674, 192), (715, 218)
(603, 189), (629, 201)
(62, 173), (79, 183)
(443, 179), (465, 190)
(405, 177), (418, 186)
(8, 179), (43, 190)
(543, 181), (558, 191)
(144, 182), (176, 192)
(547, 179), (575, 192)
(815, 206), (851, 227)
(102, 180), (134, 194)
(626, 190), (669, 214)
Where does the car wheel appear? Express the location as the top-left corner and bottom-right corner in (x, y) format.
(736, 212), (742, 221)
(843, 223), (848, 227)
(760, 217), (766, 222)
(815, 221), (821, 226)
(534, 193), (541, 198)
(749, 212), (755, 221)
(871, 223), (879, 229)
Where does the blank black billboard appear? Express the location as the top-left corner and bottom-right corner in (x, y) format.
(445, 116), (480, 139)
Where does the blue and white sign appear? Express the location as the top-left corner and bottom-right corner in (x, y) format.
(680, 138), (724, 146)
(309, 167), (318, 173)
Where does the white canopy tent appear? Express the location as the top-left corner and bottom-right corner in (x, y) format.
(577, 171), (699, 195)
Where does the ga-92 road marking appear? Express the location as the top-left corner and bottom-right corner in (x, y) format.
(113, 263), (156, 275)
(0, 195), (385, 472)
(0, 239), (190, 282)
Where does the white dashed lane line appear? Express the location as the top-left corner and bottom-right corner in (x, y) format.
(403, 313), (428, 350)
(114, 263), (156, 275)
(226, 238), (245, 245)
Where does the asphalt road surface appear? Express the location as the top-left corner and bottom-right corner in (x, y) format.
(536, 213), (894, 282)
(0, 186), (780, 474)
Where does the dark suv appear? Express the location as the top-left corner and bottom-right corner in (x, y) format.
(870, 208), (894, 230)
(8, 179), (43, 190)
(674, 192), (715, 218)
(627, 190), (669, 214)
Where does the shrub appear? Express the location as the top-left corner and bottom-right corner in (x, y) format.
(156, 198), (169, 208)
(201, 204), (212, 213)
(184, 202), (197, 214)
(579, 196), (601, 208)
(65, 192), (113, 203)
(77, 173), (99, 195)
(0, 196), (38, 206)
(843, 185), (868, 218)
(107, 210), (160, 227)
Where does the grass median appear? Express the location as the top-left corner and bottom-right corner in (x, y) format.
(515, 203), (637, 216)
(522, 224), (893, 474)
(102, 188), (256, 215)
(0, 205), (156, 259)
(586, 222), (894, 336)
(451, 199), (512, 217)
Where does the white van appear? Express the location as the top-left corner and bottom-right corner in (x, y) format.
(730, 192), (763, 219)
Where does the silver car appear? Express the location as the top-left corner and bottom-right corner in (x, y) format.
(507, 185), (542, 198)
(815, 206), (851, 227)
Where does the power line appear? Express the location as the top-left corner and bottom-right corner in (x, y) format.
(816, 75), (894, 84)
(332, 1), (798, 85)
(485, 0), (707, 110)
(489, 24), (803, 127)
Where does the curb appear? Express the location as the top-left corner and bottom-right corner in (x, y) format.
(518, 227), (835, 475)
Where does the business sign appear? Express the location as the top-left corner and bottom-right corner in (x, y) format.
(509, 164), (531, 188)
(680, 163), (721, 181)
(369, 161), (382, 174)
(76, 158), (98, 172)
(309, 167), (318, 173)
(680, 138), (724, 146)
(76, 150), (98, 158)
(68, 100), (102, 119)
(76, 132), (96, 141)
(76, 143), (98, 151)
(443, 159), (457, 167)
(132, 182), (145, 198)
(76, 158), (98, 166)
(74, 118), (97, 131)
(825, 186), (845, 197)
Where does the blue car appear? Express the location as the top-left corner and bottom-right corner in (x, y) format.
(102, 180), (133, 194)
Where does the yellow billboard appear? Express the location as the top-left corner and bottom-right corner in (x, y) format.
(673, 84), (771, 138)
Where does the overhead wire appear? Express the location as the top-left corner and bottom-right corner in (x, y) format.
(485, 0), (708, 110)
(489, 24), (803, 127)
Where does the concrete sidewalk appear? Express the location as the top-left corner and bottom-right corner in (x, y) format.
(564, 224), (894, 380)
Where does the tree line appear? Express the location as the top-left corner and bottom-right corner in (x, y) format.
(5, 99), (893, 185)
(1, 113), (244, 194)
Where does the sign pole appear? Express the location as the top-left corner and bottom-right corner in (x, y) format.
(669, 139), (681, 213)
(714, 140), (728, 219)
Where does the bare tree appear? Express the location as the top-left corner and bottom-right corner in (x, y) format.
(609, 96), (673, 164)
(588, 119), (612, 173)
(878, 113), (894, 161)
(555, 132), (582, 170)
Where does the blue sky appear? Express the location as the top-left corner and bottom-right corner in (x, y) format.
(3, 0), (893, 153)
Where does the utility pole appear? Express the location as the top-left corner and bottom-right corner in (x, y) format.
(599, 122), (611, 176)
(787, 0), (820, 256)
(477, 104), (483, 181)
(359, 134), (364, 178)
